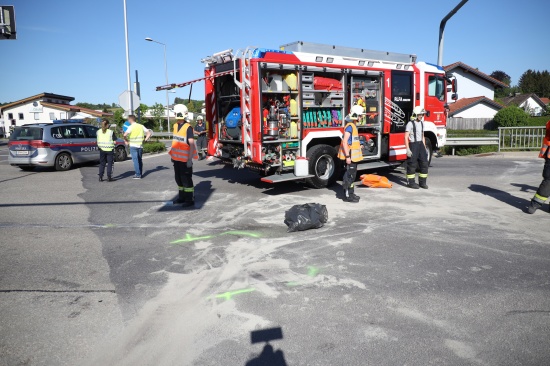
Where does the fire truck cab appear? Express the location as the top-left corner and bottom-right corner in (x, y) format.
(159, 41), (452, 188)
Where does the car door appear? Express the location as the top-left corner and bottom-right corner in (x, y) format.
(81, 125), (101, 162)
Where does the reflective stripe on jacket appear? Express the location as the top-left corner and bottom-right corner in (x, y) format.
(169, 122), (198, 162)
(96, 129), (115, 151)
(128, 123), (145, 147)
(338, 122), (362, 162)
(539, 120), (550, 159)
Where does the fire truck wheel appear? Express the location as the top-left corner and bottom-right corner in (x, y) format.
(305, 144), (338, 189)
(425, 138), (433, 166)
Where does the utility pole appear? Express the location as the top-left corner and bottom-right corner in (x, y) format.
(438, 0), (469, 66)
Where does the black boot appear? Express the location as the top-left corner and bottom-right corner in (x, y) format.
(172, 191), (185, 205)
(180, 190), (195, 208)
(99, 175), (104, 182)
(419, 177), (428, 189)
(527, 200), (542, 214)
(408, 178), (420, 189)
(107, 176), (115, 182)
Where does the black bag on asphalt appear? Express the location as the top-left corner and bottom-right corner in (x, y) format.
(284, 203), (328, 232)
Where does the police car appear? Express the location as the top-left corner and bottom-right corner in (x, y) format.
(8, 122), (128, 171)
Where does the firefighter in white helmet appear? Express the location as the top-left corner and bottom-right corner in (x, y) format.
(338, 104), (365, 202)
(405, 106), (429, 189)
(170, 104), (198, 207)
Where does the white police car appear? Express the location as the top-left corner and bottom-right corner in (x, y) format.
(8, 122), (128, 171)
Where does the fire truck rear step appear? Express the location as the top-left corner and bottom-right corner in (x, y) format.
(356, 161), (402, 171)
(261, 173), (315, 183)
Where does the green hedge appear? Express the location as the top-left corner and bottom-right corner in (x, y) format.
(143, 141), (166, 154)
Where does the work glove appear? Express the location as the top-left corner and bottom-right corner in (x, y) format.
(186, 159), (193, 168)
(406, 148), (413, 158)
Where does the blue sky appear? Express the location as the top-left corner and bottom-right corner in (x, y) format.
(1, 0), (548, 107)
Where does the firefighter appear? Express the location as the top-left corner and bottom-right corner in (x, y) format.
(170, 104), (198, 208)
(338, 104), (365, 203)
(193, 115), (207, 160)
(405, 106), (429, 189)
(527, 119), (550, 214)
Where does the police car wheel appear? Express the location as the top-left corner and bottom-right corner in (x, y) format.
(55, 152), (73, 171)
(114, 146), (127, 162)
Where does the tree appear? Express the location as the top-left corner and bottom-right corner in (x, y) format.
(518, 69), (550, 98)
(493, 106), (529, 127)
(113, 109), (125, 127)
(490, 70), (511, 85)
(173, 97), (204, 114)
(490, 70), (516, 98)
(150, 103), (166, 131)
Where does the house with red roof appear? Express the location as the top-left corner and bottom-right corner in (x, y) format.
(0, 93), (112, 134)
(443, 62), (509, 128)
(501, 93), (547, 116)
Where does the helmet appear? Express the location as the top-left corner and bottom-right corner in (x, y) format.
(412, 106), (426, 116)
(349, 104), (365, 120)
(174, 104), (189, 120)
(197, 115), (203, 121)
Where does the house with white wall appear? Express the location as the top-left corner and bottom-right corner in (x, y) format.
(501, 93), (547, 116)
(443, 62), (508, 128)
(0, 93), (111, 136)
(444, 62), (508, 102)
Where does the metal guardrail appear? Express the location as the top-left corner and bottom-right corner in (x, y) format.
(446, 137), (499, 155)
(497, 126), (545, 152)
(445, 126), (545, 154)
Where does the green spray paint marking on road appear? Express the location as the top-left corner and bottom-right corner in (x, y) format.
(220, 231), (261, 238)
(213, 287), (255, 301)
(171, 230), (261, 245)
(307, 266), (320, 277)
(171, 233), (214, 244)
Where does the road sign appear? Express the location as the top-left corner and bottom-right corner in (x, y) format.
(118, 90), (140, 112)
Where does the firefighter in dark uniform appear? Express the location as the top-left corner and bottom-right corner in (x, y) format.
(405, 106), (429, 189)
(170, 104), (198, 208)
(338, 105), (365, 202)
(528, 119), (550, 214)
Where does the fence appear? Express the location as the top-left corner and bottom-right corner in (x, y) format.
(447, 117), (495, 130)
(498, 126), (545, 152)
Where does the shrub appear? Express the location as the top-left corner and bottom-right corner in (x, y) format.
(143, 141), (166, 154)
(494, 106), (529, 127)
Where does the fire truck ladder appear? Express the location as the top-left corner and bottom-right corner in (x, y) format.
(155, 70), (236, 91)
(233, 47), (254, 158)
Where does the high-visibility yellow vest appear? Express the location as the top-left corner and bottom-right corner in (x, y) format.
(539, 120), (550, 159)
(128, 123), (145, 147)
(338, 122), (362, 162)
(96, 129), (114, 151)
(169, 122), (198, 162)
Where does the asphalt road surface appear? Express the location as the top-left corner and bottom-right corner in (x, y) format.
(0, 147), (549, 366)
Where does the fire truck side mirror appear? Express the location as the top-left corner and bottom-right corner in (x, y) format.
(451, 93), (458, 101)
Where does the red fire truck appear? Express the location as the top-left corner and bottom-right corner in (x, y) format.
(157, 41), (456, 188)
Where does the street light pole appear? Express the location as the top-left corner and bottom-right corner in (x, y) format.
(145, 37), (170, 133)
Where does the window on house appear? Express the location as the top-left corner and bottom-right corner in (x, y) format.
(8, 113), (13, 119)
(49, 112), (55, 120)
(34, 113), (40, 120)
(18, 113), (24, 120)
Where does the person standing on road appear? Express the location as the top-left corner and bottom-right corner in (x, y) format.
(170, 104), (198, 208)
(528, 119), (550, 214)
(193, 115), (207, 160)
(123, 114), (151, 179)
(338, 104), (365, 203)
(96, 119), (116, 182)
(405, 106), (429, 189)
